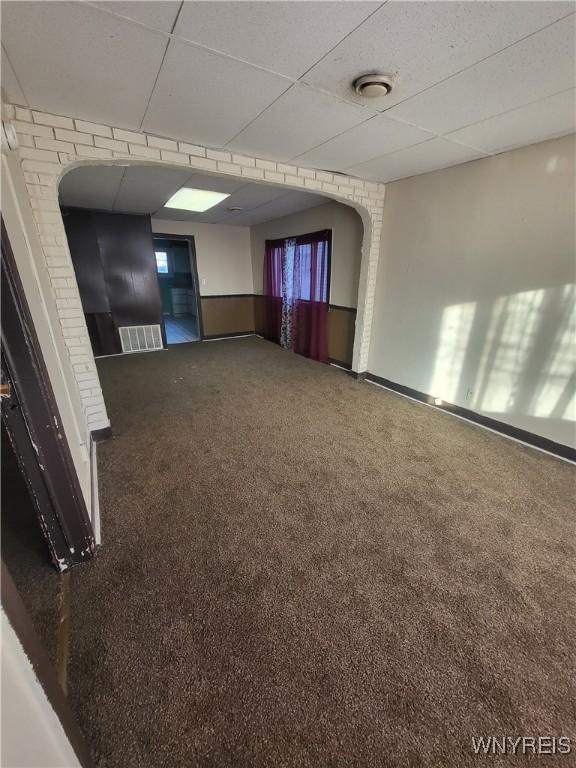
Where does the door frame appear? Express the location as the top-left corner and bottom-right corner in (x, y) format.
(153, 233), (205, 341)
(1, 221), (95, 570)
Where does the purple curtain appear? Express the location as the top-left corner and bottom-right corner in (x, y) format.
(263, 240), (283, 343)
(263, 230), (330, 363)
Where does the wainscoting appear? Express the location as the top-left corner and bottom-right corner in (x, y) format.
(327, 305), (356, 369)
(204, 294), (357, 368)
(200, 295), (256, 339)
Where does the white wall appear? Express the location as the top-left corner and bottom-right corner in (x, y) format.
(369, 134), (576, 448)
(250, 201), (364, 307)
(1, 149), (93, 510)
(151, 219), (253, 295)
(1, 611), (81, 768)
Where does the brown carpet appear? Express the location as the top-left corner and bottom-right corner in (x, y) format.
(68, 337), (575, 767)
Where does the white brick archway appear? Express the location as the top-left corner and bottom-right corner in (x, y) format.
(6, 105), (385, 435)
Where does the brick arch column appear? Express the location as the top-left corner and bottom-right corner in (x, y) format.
(6, 105), (385, 435)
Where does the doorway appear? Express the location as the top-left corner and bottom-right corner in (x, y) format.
(154, 235), (202, 345)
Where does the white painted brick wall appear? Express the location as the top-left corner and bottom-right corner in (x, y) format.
(74, 119), (113, 138)
(178, 141), (205, 157)
(94, 136), (128, 152)
(9, 105), (386, 434)
(147, 135), (178, 152)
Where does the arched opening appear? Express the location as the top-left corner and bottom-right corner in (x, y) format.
(56, 160), (368, 381)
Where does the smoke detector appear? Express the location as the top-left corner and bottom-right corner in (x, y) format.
(227, 206), (243, 212)
(353, 74), (394, 98)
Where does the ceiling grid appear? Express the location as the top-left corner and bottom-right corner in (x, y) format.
(2, 1), (574, 183)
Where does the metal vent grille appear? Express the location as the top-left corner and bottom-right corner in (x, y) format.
(119, 325), (163, 354)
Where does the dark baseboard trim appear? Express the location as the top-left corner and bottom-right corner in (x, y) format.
(366, 373), (435, 404)
(328, 357), (352, 370)
(365, 372), (575, 462)
(351, 371), (367, 380)
(329, 304), (357, 313)
(91, 426), (112, 442)
(203, 331), (256, 340)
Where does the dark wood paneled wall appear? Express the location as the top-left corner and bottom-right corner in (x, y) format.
(63, 209), (163, 356)
(254, 295), (266, 336)
(328, 306), (356, 368)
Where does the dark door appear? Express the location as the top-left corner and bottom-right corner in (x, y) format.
(1, 222), (95, 571)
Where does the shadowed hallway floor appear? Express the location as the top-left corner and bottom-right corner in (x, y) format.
(164, 314), (199, 344)
(69, 337), (575, 767)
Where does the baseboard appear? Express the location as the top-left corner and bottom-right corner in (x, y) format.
(328, 357), (352, 370)
(365, 372), (575, 463)
(202, 331), (256, 341)
(91, 426), (112, 442)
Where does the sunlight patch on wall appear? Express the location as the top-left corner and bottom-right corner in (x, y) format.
(430, 302), (476, 402)
(474, 288), (545, 414)
(561, 391), (576, 422)
(531, 284), (576, 421)
(430, 284), (575, 424)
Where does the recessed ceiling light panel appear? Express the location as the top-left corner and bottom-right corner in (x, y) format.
(164, 187), (230, 212)
(353, 74), (394, 98)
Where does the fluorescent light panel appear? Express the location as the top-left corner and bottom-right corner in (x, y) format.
(164, 187), (230, 212)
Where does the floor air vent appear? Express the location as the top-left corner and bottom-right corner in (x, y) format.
(119, 325), (163, 354)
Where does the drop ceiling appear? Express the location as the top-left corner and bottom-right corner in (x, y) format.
(58, 165), (327, 226)
(2, 1), (575, 183)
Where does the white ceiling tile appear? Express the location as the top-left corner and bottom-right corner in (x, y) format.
(386, 15), (576, 135)
(223, 190), (326, 226)
(153, 206), (205, 222)
(160, 182), (297, 224)
(294, 114), (433, 171)
(2, 1), (168, 129)
(59, 165), (126, 209)
(58, 162), (329, 225)
(1, 45), (27, 105)
(303, 1), (575, 109)
(228, 84), (373, 161)
(188, 208), (234, 225)
(223, 184), (289, 209)
(282, 191), (328, 211)
(90, 1), (181, 32)
(173, 1), (380, 79)
(152, 205), (248, 225)
(114, 166), (194, 213)
(121, 170), (248, 218)
(448, 90), (576, 154)
(184, 174), (246, 194)
(347, 138), (487, 182)
(142, 39), (291, 147)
